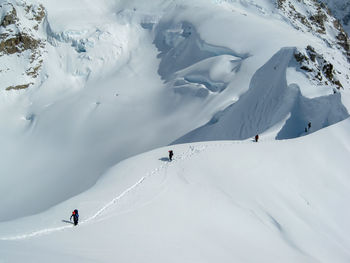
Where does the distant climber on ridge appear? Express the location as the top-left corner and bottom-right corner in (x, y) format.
(305, 122), (312, 133)
(70, 209), (79, 226)
(255, 134), (259, 142)
(168, 150), (174, 161)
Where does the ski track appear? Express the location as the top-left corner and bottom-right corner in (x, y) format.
(0, 139), (271, 241)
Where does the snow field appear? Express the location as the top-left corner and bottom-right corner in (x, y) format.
(1, 0), (350, 262)
(1, 0), (349, 221)
(1, 118), (350, 262)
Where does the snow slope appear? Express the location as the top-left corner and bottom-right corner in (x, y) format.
(320, 0), (350, 35)
(174, 47), (349, 143)
(1, 118), (350, 262)
(0, 0), (350, 235)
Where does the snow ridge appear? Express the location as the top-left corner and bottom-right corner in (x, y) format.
(0, 144), (208, 241)
(174, 47), (349, 143)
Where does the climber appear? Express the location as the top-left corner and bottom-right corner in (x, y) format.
(168, 150), (174, 161)
(70, 209), (79, 226)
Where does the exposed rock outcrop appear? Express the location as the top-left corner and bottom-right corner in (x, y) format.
(277, 0), (350, 59)
(0, 1), (47, 91)
(294, 45), (343, 89)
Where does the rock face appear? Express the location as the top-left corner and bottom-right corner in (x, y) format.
(319, 0), (350, 35)
(0, 5), (18, 27)
(294, 45), (344, 90)
(277, 0), (350, 59)
(277, 0), (350, 92)
(0, 1), (46, 91)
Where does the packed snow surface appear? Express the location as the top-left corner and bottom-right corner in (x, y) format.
(1, 118), (350, 262)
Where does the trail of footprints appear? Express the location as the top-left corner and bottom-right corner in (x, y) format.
(1, 140), (260, 240)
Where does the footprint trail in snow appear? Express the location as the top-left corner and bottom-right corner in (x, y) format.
(0, 143), (214, 241)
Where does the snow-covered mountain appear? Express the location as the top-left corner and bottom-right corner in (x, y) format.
(320, 0), (350, 35)
(0, 1), (46, 90)
(1, 0), (350, 261)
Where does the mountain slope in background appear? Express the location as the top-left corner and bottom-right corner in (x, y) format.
(320, 0), (350, 35)
(175, 47), (349, 143)
(0, 0), (47, 90)
(175, 0), (350, 143)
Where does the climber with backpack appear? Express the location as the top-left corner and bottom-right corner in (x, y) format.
(70, 209), (79, 226)
(255, 134), (259, 142)
(308, 121), (311, 131)
(168, 150), (174, 161)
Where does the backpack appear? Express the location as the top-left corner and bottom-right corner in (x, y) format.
(73, 209), (79, 219)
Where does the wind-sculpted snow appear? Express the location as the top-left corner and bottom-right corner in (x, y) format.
(277, 90), (348, 139)
(174, 47), (349, 143)
(154, 21), (249, 97)
(48, 29), (92, 53)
